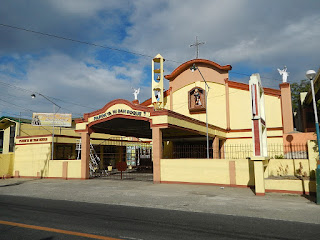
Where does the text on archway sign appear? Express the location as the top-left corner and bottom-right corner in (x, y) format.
(93, 109), (148, 121)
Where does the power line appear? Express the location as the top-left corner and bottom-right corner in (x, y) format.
(0, 23), (180, 63)
(0, 23), (281, 81)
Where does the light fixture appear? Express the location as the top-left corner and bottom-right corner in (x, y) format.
(190, 63), (197, 72)
(306, 70), (316, 80)
(31, 94), (36, 99)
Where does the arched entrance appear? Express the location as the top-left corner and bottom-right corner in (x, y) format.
(75, 99), (154, 181)
(75, 99), (225, 183)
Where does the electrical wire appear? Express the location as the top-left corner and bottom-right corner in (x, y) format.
(0, 23), (181, 63)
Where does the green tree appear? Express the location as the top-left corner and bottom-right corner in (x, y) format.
(291, 80), (310, 112)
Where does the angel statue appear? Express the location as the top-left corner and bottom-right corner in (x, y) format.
(277, 66), (289, 83)
(132, 88), (140, 100)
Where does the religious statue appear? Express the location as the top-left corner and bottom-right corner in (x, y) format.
(194, 88), (202, 106)
(32, 115), (41, 126)
(132, 88), (140, 100)
(277, 66), (289, 83)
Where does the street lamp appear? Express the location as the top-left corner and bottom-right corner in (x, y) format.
(190, 63), (210, 159)
(31, 93), (61, 160)
(306, 69), (320, 205)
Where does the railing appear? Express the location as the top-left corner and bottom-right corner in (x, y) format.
(172, 143), (308, 159)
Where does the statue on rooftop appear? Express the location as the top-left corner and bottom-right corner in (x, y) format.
(277, 66), (289, 83)
(132, 88), (140, 100)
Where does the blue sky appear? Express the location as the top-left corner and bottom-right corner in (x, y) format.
(0, 0), (320, 119)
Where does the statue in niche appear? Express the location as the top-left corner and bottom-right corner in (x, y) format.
(189, 87), (205, 113)
(194, 88), (202, 106)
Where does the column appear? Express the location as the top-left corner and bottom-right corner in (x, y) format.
(280, 83), (294, 133)
(252, 157), (266, 196)
(152, 127), (162, 183)
(81, 131), (91, 179)
(213, 136), (220, 159)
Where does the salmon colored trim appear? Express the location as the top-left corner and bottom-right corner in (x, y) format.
(164, 59), (232, 81)
(140, 89), (170, 107)
(228, 80), (281, 97)
(75, 99), (153, 123)
(255, 193), (265, 196)
(228, 127), (283, 133)
(150, 123), (169, 128)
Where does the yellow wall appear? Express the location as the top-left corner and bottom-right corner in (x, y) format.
(160, 158), (316, 193)
(161, 158), (254, 186)
(14, 142), (52, 177)
(229, 88), (251, 129)
(2, 127), (10, 154)
(264, 95), (282, 128)
(265, 159), (310, 177)
(171, 82), (227, 129)
(14, 138), (81, 178)
(0, 153), (14, 176)
(265, 179), (316, 193)
(48, 160), (81, 178)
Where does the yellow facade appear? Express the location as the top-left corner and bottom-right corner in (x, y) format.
(0, 153), (14, 177)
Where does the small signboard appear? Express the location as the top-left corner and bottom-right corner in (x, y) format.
(32, 113), (72, 127)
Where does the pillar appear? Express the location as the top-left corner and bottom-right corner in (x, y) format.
(280, 83), (294, 133)
(213, 136), (219, 159)
(81, 131), (91, 179)
(252, 157), (266, 196)
(62, 161), (68, 180)
(152, 127), (162, 183)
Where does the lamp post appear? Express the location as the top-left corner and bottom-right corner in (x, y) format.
(31, 93), (61, 160)
(190, 63), (210, 159)
(306, 69), (320, 205)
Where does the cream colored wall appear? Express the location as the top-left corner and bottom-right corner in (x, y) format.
(65, 160), (82, 178)
(161, 158), (254, 186)
(14, 142), (51, 177)
(161, 159), (230, 184)
(14, 141), (81, 178)
(229, 88), (251, 129)
(47, 160), (81, 178)
(0, 153), (14, 176)
(264, 95), (282, 128)
(171, 82), (227, 129)
(265, 179), (316, 193)
(2, 127), (10, 154)
(265, 159), (310, 177)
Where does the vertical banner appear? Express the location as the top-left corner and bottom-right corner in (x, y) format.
(249, 74), (267, 157)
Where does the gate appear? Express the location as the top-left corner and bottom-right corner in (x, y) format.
(78, 138), (153, 181)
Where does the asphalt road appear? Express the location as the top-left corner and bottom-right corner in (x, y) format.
(0, 195), (320, 240)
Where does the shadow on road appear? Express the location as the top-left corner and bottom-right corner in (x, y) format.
(0, 179), (38, 188)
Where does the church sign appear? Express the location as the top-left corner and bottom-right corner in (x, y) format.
(90, 104), (150, 123)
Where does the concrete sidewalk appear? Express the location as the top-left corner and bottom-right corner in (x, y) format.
(1, 178), (319, 224)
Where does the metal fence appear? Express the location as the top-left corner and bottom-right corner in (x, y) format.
(172, 143), (308, 159)
(90, 138), (153, 181)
